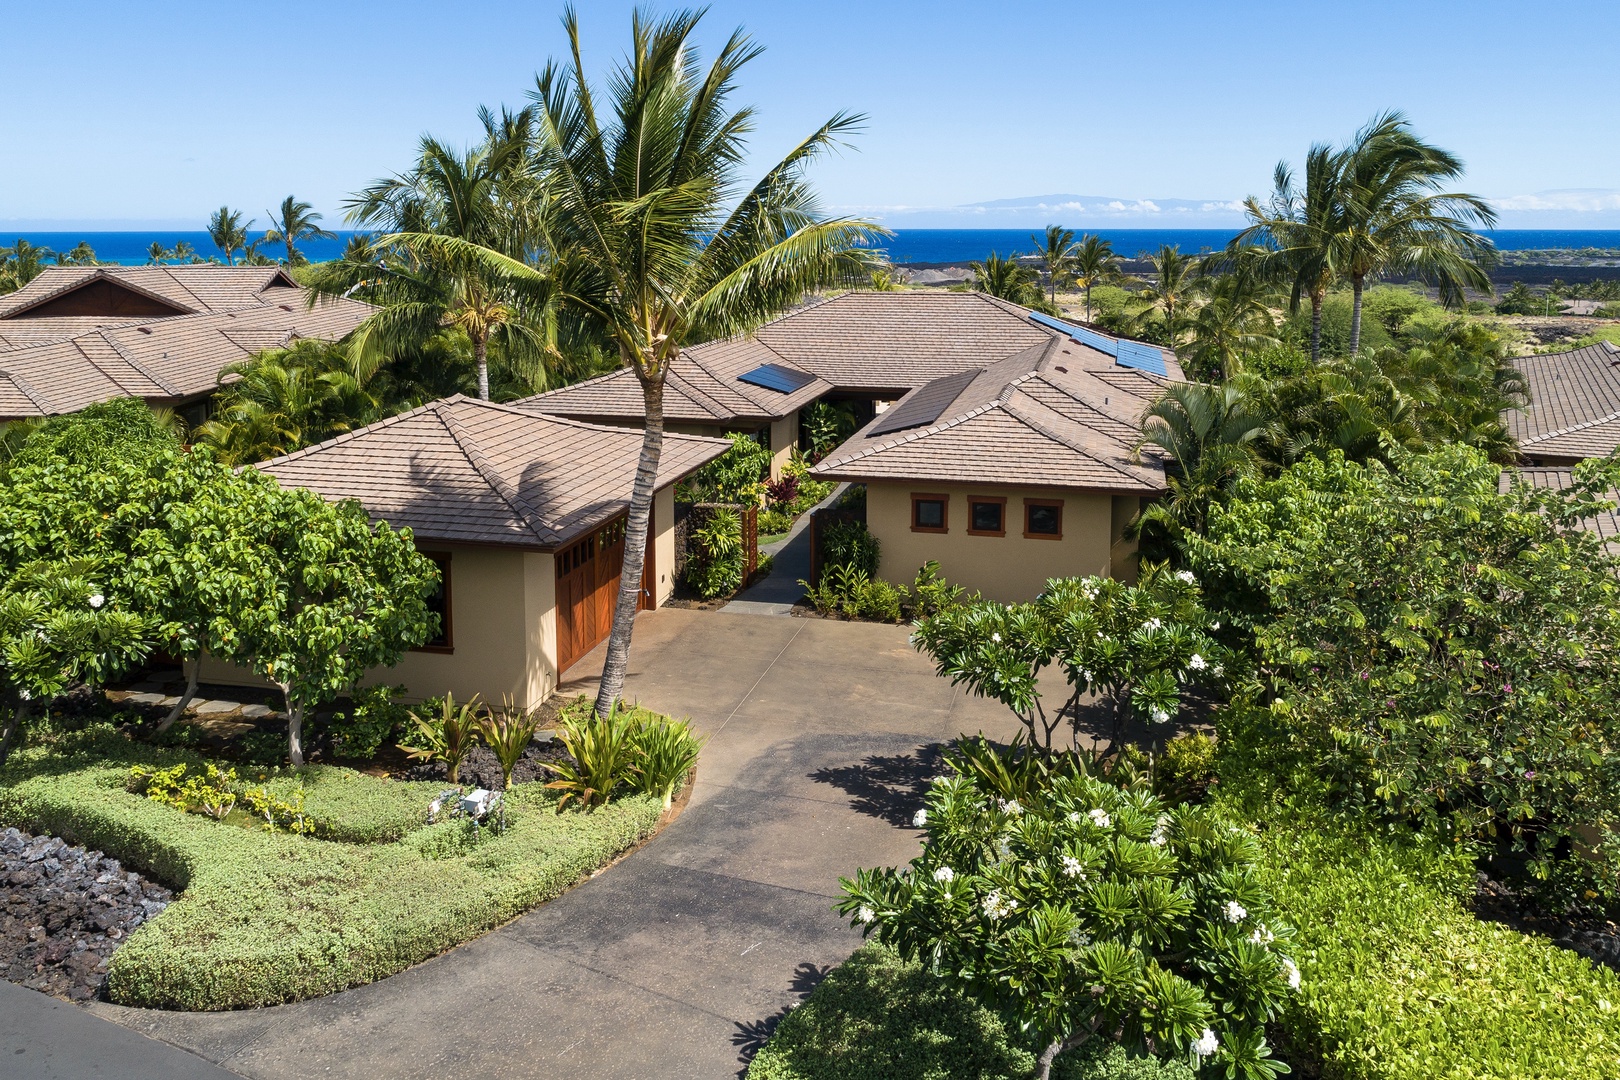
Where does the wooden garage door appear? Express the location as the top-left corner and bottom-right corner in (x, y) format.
(555, 511), (655, 674)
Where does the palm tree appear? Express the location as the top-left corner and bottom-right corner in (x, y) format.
(1334, 112), (1497, 354)
(1133, 381), (1268, 553)
(313, 128), (552, 400)
(389, 9), (881, 716)
(1034, 225), (1076, 305)
(971, 252), (1042, 306)
(208, 206), (253, 265)
(193, 341), (378, 463)
(146, 241), (173, 265)
(1186, 262), (1277, 382)
(1070, 234), (1121, 322)
(264, 196), (336, 266)
(172, 240), (197, 263)
(60, 241), (97, 266)
(0, 239), (56, 289)
(1135, 244), (1199, 350)
(1233, 146), (1345, 363)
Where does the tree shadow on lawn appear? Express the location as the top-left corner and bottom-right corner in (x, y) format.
(731, 962), (834, 1075)
(807, 743), (946, 828)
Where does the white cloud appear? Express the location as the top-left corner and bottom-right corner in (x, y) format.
(1493, 189), (1620, 212)
(1200, 200), (1245, 213)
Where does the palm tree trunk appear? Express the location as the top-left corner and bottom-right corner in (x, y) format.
(156, 653), (202, 733)
(1085, 283), (1092, 322)
(474, 334), (490, 400)
(1349, 274), (1365, 355)
(1310, 293), (1324, 363)
(594, 374), (664, 719)
(0, 701), (32, 769)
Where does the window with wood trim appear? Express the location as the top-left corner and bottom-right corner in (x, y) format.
(1023, 499), (1064, 540)
(416, 552), (453, 651)
(911, 493), (949, 533)
(967, 497), (1007, 536)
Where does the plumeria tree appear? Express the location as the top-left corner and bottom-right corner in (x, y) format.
(839, 756), (1299, 1080)
(0, 560), (150, 765)
(913, 565), (1221, 753)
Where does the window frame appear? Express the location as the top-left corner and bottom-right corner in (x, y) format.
(414, 551), (454, 653)
(1022, 498), (1064, 540)
(910, 492), (950, 534)
(966, 496), (1008, 537)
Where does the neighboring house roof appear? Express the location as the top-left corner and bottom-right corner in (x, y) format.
(0, 265), (303, 320)
(520, 290), (1176, 427)
(256, 396), (730, 551)
(1507, 340), (1620, 462)
(811, 325), (1172, 495)
(0, 296), (373, 418)
(1500, 466), (1620, 546)
(1559, 299), (1607, 316)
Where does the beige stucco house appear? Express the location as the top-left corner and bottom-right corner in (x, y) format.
(198, 396), (728, 707)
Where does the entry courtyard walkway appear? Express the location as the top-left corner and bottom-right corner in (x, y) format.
(81, 608), (1021, 1079)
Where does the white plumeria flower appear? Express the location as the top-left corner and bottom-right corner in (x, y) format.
(1281, 956), (1301, 990)
(1210, 621), (1222, 631)
(991, 632), (1001, 643)
(1060, 855), (1085, 878)
(1142, 617), (1162, 631)
(997, 798), (1023, 816)
(1223, 900), (1248, 923)
(88, 593), (105, 609)
(913, 808), (928, 828)
(1149, 707), (1170, 724)
(857, 905), (875, 924)
(1175, 570), (1196, 584)
(18, 689), (31, 701)
(1187, 654), (1208, 671)
(933, 866), (956, 883)
(1150, 817), (1171, 846)
(1078, 669), (1093, 684)
(1088, 807), (1111, 829)
(1192, 1028), (1218, 1057)
(1213, 663), (1225, 676)
(1067, 811), (1083, 823)
(1248, 924), (1276, 945)
(981, 889), (1017, 919)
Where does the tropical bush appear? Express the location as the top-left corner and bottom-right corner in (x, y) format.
(684, 505), (746, 598)
(545, 699), (703, 811)
(838, 750), (1300, 1080)
(324, 684), (411, 760)
(817, 518), (880, 579)
(682, 432), (772, 505)
(802, 401), (860, 462)
(913, 566), (1220, 752)
(758, 507), (795, 536)
(401, 693), (485, 784)
(0, 728), (662, 1009)
(801, 564), (905, 622)
(479, 704), (545, 791)
(1189, 447), (1620, 887)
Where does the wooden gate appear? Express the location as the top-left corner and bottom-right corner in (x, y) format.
(555, 511), (655, 675)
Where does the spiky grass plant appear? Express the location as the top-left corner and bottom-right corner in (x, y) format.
(401, 693), (484, 784)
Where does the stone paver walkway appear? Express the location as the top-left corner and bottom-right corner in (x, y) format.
(79, 608), (1020, 1079)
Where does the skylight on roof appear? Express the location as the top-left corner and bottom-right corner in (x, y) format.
(1027, 312), (1168, 377)
(738, 363), (815, 394)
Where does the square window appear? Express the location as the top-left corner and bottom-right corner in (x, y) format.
(911, 494), (948, 533)
(968, 499), (1006, 536)
(1024, 500), (1063, 539)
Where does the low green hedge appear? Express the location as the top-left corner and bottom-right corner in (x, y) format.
(746, 942), (1193, 1080)
(1252, 815), (1620, 1079)
(0, 729), (662, 1010)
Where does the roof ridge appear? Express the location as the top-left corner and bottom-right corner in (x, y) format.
(999, 399), (1152, 486)
(255, 396), (458, 469)
(663, 368), (730, 419)
(434, 401), (560, 546)
(97, 329), (186, 397)
(70, 334), (147, 399)
(1521, 405), (1620, 444)
(157, 267), (211, 311)
(0, 368), (55, 413)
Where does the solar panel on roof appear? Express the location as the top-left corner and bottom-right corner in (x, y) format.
(1027, 311), (1168, 377)
(868, 369), (981, 436)
(738, 363), (815, 394)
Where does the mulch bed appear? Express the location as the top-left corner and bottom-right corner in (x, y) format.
(398, 741), (575, 791)
(1, 828), (173, 1001)
(1471, 869), (1620, 971)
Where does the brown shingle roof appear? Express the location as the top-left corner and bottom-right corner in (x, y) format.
(0, 295), (372, 418)
(1501, 466), (1620, 547)
(0, 266), (302, 319)
(811, 333), (1169, 495)
(256, 396), (730, 550)
(1508, 341), (1620, 462)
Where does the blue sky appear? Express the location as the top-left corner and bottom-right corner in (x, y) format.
(3, 0), (1618, 229)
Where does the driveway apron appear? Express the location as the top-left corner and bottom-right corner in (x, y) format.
(77, 609), (1021, 1079)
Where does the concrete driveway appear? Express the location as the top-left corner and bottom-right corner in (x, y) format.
(82, 609), (1021, 1079)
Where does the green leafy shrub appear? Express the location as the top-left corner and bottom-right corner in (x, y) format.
(628, 714), (705, 809)
(913, 566), (1221, 752)
(1189, 447), (1620, 884)
(802, 400), (859, 462)
(746, 942), (1194, 1080)
(840, 750), (1299, 1080)
(1154, 732), (1217, 806)
(401, 693), (484, 784)
(908, 559), (972, 618)
(0, 730), (662, 1009)
(545, 702), (642, 809)
(818, 518), (880, 579)
(479, 703), (544, 790)
(759, 507), (795, 536)
(681, 432), (771, 504)
(129, 762), (239, 821)
(325, 684), (410, 759)
(685, 505), (746, 598)
(1250, 812), (1620, 1080)
(801, 564), (905, 622)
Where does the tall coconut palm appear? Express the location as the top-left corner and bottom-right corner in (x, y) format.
(60, 241), (97, 266)
(145, 241), (173, 265)
(971, 251), (1042, 306)
(1034, 224), (1075, 304)
(1135, 244), (1200, 351)
(1070, 233), (1121, 322)
(264, 196), (336, 266)
(391, 8), (882, 716)
(314, 126), (553, 401)
(1334, 112), (1497, 354)
(0, 239), (56, 289)
(1185, 261), (1277, 382)
(1233, 145), (1345, 363)
(208, 206), (253, 265)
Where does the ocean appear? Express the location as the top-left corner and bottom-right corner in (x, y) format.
(7, 228), (1620, 268)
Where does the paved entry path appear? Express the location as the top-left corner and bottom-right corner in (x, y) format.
(80, 609), (1020, 1080)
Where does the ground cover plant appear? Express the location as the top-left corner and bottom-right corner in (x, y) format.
(0, 725), (665, 1009)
